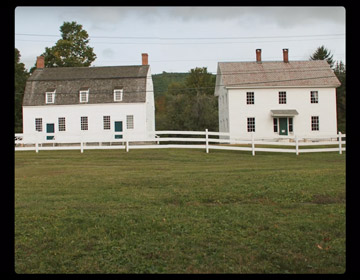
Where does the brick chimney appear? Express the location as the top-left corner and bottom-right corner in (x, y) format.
(256, 49), (261, 63)
(283, 49), (289, 63)
(142, 53), (148, 65)
(36, 56), (45, 69)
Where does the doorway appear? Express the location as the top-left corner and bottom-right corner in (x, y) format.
(114, 121), (123, 139)
(279, 118), (288, 136)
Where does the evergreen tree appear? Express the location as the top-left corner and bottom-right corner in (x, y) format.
(309, 45), (335, 68)
(15, 48), (29, 133)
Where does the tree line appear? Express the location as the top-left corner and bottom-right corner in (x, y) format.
(14, 21), (346, 134)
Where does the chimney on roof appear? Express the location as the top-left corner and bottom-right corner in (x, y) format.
(142, 53), (148, 66)
(36, 56), (45, 69)
(256, 49), (262, 63)
(283, 48), (289, 63)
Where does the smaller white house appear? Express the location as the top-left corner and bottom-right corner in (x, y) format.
(22, 53), (155, 143)
(214, 49), (341, 140)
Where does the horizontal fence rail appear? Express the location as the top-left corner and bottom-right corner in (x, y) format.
(15, 130), (346, 155)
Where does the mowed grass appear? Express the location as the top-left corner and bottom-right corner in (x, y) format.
(15, 149), (346, 273)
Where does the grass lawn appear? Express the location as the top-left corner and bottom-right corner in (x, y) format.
(14, 149), (346, 273)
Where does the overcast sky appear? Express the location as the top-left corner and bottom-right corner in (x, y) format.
(14, 6), (345, 74)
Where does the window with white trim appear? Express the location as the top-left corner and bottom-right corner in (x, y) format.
(58, 117), (66, 131)
(246, 92), (254, 104)
(311, 116), (319, 131)
(79, 90), (89, 103)
(46, 91), (55, 104)
(311, 91), (319, 103)
(103, 116), (110, 130)
(81, 116), (88, 130)
(126, 115), (134, 129)
(273, 118), (278, 133)
(247, 117), (255, 132)
(114, 89), (123, 102)
(279, 91), (287, 104)
(289, 118), (293, 132)
(35, 118), (42, 132)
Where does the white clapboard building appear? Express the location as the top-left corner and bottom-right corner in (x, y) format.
(22, 53), (155, 143)
(214, 49), (341, 140)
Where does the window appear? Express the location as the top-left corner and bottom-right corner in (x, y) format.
(35, 118), (42, 132)
(81, 116), (88, 130)
(103, 116), (110, 130)
(289, 118), (293, 132)
(311, 116), (319, 131)
(311, 91), (319, 103)
(273, 118), (278, 132)
(46, 91), (55, 104)
(79, 90), (89, 103)
(247, 117), (255, 132)
(58, 117), (66, 131)
(126, 115), (134, 129)
(246, 92), (254, 104)
(279, 91), (287, 104)
(114, 89), (123, 102)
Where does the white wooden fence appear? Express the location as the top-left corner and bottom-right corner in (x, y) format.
(14, 130), (346, 155)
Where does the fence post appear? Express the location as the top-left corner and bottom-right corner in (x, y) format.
(338, 131), (342, 155)
(35, 142), (39, 153)
(205, 129), (209, 153)
(80, 141), (83, 153)
(295, 135), (299, 156)
(251, 132), (255, 156)
(126, 140), (129, 152)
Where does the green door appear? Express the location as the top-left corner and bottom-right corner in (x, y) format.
(279, 118), (288, 135)
(114, 121), (123, 139)
(46, 123), (55, 140)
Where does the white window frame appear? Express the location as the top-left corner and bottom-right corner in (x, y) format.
(311, 91), (319, 104)
(311, 116), (319, 131)
(45, 90), (55, 104)
(103, 116), (111, 130)
(126, 115), (134, 129)
(246, 92), (255, 105)
(81, 116), (88, 131)
(247, 117), (255, 132)
(114, 89), (123, 102)
(279, 91), (287, 104)
(58, 117), (66, 132)
(79, 90), (89, 103)
(35, 118), (42, 132)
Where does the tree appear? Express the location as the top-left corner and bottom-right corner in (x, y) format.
(15, 48), (29, 133)
(42, 21), (96, 68)
(164, 67), (218, 131)
(309, 45), (334, 68)
(334, 61), (346, 133)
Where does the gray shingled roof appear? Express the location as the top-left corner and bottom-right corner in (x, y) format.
(23, 65), (150, 106)
(217, 60), (341, 89)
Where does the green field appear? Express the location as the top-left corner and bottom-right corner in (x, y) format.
(15, 149), (346, 273)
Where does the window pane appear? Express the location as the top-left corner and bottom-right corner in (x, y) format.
(311, 91), (319, 103)
(58, 117), (66, 131)
(103, 116), (110, 130)
(247, 117), (255, 132)
(126, 115), (134, 129)
(289, 118), (293, 132)
(311, 116), (319, 131)
(273, 118), (278, 132)
(35, 118), (42, 132)
(81, 116), (88, 130)
(246, 92), (254, 104)
(279, 91), (286, 104)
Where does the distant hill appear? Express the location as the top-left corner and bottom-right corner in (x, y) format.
(152, 72), (189, 98)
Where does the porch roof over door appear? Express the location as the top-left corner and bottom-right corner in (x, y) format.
(271, 109), (299, 117)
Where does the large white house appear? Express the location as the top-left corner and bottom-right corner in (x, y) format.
(214, 49), (341, 140)
(22, 53), (155, 143)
